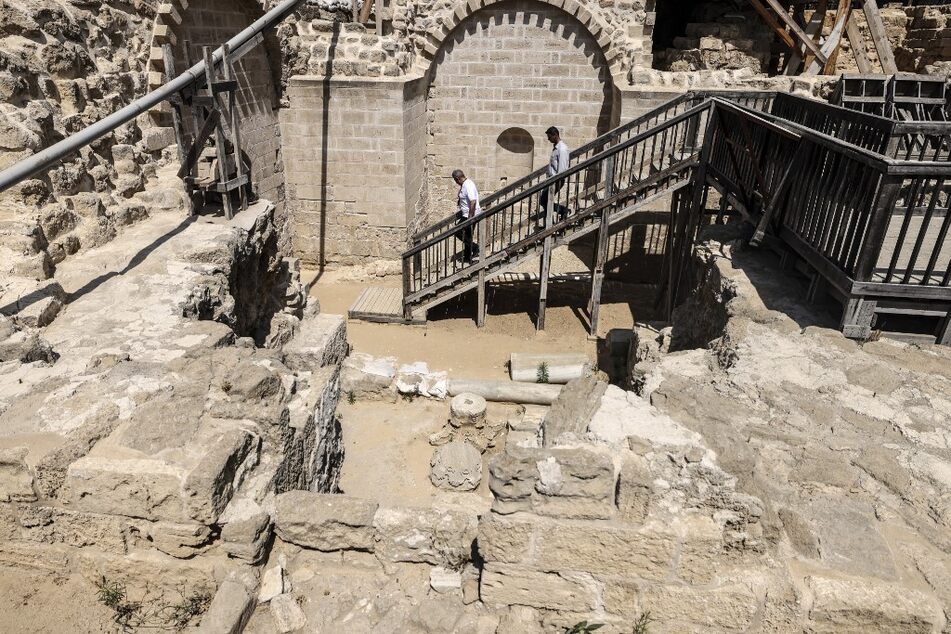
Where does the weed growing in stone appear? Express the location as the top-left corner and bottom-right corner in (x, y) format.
(95, 576), (211, 632)
(347, 390), (356, 404)
(632, 611), (654, 634)
(401, 386), (420, 402)
(564, 621), (603, 633)
(537, 361), (550, 383)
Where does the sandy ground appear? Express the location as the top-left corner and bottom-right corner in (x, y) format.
(0, 569), (115, 633)
(306, 262), (656, 382)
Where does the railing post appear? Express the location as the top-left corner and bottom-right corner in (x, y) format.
(588, 154), (614, 339)
(476, 217), (487, 327)
(854, 176), (901, 282)
(537, 185), (554, 331)
(402, 255), (412, 320)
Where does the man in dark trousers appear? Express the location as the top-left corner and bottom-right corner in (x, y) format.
(540, 126), (570, 221)
(452, 169), (481, 263)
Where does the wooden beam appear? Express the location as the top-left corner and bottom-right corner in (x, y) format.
(861, 0), (897, 73)
(846, 16), (873, 74)
(760, 0), (829, 65)
(204, 46), (233, 220)
(748, 0), (797, 51)
(222, 44), (248, 212)
(786, 0), (827, 76)
(809, 0), (852, 75)
(177, 109), (220, 178)
(358, 0), (373, 24)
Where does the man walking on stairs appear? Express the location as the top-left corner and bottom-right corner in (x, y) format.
(541, 126), (570, 221)
(452, 169), (481, 263)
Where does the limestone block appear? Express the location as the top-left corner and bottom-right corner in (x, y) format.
(340, 352), (396, 399)
(450, 392), (487, 427)
(282, 313), (348, 372)
(480, 563), (599, 612)
(273, 491), (377, 551)
(430, 567), (462, 593)
(638, 581), (760, 631)
(147, 522), (214, 558)
(372, 505), (478, 567)
(430, 440), (482, 491)
(259, 565), (287, 603)
(64, 424), (256, 524)
(142, 126), (176, 152)
(477, 513), (534, 563)
(616, 453), (651, 523)
(197, 579), (255, 634)
(221, 510), (272, 563)
(395, 361), (448, 399)
(0, 447), (36, 502)
(269, 593), (307, 633)
(541, 373), (608, 447)
(805, 574), (944, 632)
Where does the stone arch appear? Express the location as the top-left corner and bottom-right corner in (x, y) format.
(417, 0), (622, 77)
(495, 127), (534, 189)
(145, 0), (286, 207)
(421, 0), (618, 220)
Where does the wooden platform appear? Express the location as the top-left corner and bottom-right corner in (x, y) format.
(348, 286), (426, 324)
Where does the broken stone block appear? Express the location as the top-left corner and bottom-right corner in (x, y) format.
(395, 361), (448, 399)
(0, 279), (66, 328)
(541, 373), (607, 447)
(372, 505), (478, 567)
(142, 126), (176, 152)
(282, 313), (347, 371)
(197, 578), (255, 634)
(461, 564), (480, 605)
(0, 447), (36, 502)
(480, 563), (599, 612)
(450, 392), (486, 428)
(147, 522), (214, 559)
(340, 352), (396, 399)
(430, 440), (482, 491)
(269, 593), (307, 633)
(221, 510), (272, 563)
(273, 491), (377, 552)
(0, 329), (58, 363)
(488, 444), (616, 519)
(259, 565), (288, 603)
(430, 567), (462, 593)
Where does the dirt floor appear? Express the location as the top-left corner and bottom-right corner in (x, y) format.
(0, 569), (117, 633)
(305, 259), (658, 383)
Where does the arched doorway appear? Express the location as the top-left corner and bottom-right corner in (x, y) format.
(423, 0), (616, 222)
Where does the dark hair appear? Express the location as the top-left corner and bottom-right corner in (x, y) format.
(545, 126), (559, 136)
(451, 169), (464, 180)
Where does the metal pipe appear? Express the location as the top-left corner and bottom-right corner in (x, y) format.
(0, 0), (303, 194)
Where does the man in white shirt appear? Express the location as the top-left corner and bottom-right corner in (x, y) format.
(541, 126), (570, 221)
(452, 169), (481, 263)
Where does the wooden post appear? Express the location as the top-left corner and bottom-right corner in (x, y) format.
(537, 186), (554, 331)
(203, 46), (233, 220)
(375, 0), (383, 35)
(402, 255), (412, 319)
(588, 154), (614, 340)
(476, 218), (487, 327)
(937, 310), (951, 346)
(785, 0), (826, 75)
(854, 178), (901, 282)
(222, 44), (248, 212)
(840, 296), (877, 339)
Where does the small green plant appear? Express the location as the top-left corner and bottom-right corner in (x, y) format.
(347, 390), (356, 404)
(95, 576), (211, 632)
(632, 611), (654, 634)
(400, 385), (420, 402)
(536, 361), (550, 384)
(564, 621), (603, 634)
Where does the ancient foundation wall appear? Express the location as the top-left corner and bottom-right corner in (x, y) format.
(173, 0), (285, 208)
(280, 76), (427, 265)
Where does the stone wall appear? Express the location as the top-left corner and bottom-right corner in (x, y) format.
(280, 76), (427, 265)
(173, 0), (286, 208)
(424, 1), (617, 221)
(896, 5), (951, 73)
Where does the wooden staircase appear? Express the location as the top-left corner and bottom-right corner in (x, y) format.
(399, 100), (723, 332)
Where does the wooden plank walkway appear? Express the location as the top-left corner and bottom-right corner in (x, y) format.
(348, 286), (426, 324)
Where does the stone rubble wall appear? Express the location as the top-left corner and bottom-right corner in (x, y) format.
(0, 204), (347, 609)
(896, 4), (951, 74)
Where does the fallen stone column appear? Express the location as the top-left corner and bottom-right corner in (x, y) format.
(509, 353), (589, 384)
(448, 379), (562, 405)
